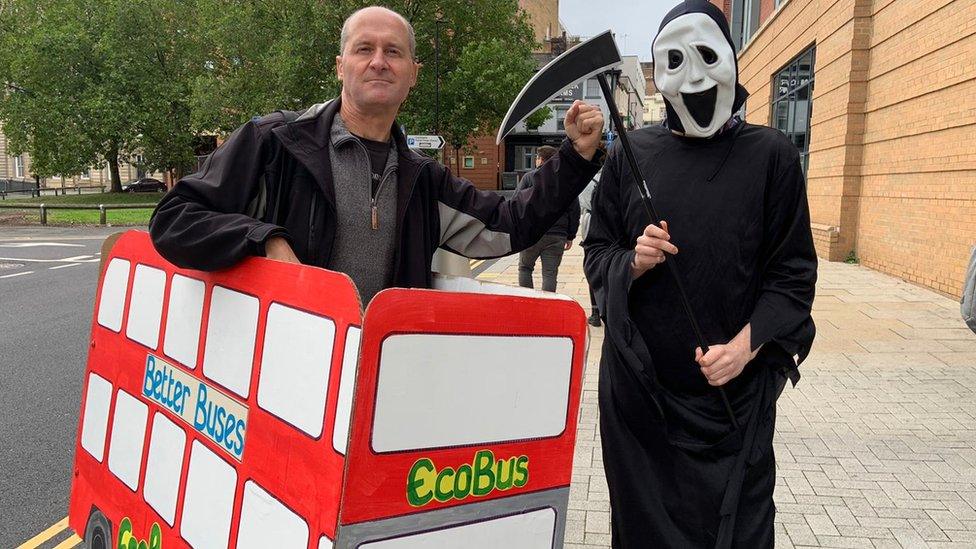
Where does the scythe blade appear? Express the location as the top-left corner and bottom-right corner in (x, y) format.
(496, 30), (621, 144)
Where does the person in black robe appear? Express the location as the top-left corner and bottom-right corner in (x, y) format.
(582, 1), (817, 547)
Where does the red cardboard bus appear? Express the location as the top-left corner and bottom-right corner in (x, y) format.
(69, 231), (587, 549)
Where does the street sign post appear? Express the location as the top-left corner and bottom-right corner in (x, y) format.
(406, 135), (445, 150)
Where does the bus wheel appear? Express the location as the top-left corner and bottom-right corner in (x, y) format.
(84, 509), (112, 549)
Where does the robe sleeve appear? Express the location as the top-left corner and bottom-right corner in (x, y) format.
(582, 145), (637, 320)
(748, 147), (818, 370)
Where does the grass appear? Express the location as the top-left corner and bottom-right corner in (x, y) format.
(23, 209), (155, 226)
(0, 191), (159, 225)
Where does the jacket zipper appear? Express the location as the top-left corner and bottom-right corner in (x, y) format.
(353, 139), (397, 231)
(307, 192), (318, 265)
(371, 168), (396, 230)
(390, 159), (432, 283)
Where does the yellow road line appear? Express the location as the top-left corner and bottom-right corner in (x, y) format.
(469, 260), (485, 270)
(16, 516), (68, 549)
(51, 533), (82, 549)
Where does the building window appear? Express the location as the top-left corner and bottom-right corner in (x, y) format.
(14, 156), (24, 178)
(516, 146), (537, 171)
(555, 107), (569, 131)
(731, 0), (761, 50)
(771, 46), (816, 175)
(585, 78), (601, 99)
(81, 169), (91, 180)
(463, 156), (474, 169)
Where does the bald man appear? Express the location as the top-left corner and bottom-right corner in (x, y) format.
(151, 6), (604, 304)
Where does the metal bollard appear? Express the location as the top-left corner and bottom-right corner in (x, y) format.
(99, 205), (106, 225)
(40, 204), (47, 225)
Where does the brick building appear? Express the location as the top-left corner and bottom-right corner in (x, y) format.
(442, 0), (568, 191)
(640, 61), (666, 125)
(710, 0), (975, 298)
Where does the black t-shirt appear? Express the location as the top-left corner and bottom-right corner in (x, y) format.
(358, 137), (391, 196)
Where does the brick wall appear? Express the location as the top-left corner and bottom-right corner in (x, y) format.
(443, 134), (504, 191)
(518, 0), (560, 49)
(730, 0), (976, 297)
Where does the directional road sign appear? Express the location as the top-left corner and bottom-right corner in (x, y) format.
(406, 135), (446, 150)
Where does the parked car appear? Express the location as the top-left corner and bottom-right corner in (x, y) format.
(121, 177), (166, 193)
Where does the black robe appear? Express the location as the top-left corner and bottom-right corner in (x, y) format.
(583, 122), (817, 548)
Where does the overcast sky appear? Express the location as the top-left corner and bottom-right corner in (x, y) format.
(558, 0), (676, 62)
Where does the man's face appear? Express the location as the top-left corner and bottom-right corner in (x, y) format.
(653, 13), (737, 138)
(336, 9), (419, 111)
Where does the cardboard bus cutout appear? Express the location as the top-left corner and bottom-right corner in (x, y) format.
(69, 231), (587, 549)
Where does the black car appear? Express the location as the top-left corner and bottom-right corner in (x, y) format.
(122, 177), (167, 193)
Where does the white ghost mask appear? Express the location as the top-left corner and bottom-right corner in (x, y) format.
(653, 12), (738, 138)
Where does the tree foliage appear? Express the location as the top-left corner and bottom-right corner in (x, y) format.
(190, 0), (538, 147)
(524, 106), (553, 131)
(0, 0), (538, 191)
(0, 0), (200, 191)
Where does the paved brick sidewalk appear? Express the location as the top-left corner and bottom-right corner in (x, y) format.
(477, 242), (976, 548)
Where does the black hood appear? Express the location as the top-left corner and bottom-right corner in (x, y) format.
(653, 0), (749, 134)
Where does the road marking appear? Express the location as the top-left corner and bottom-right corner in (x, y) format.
(50, 263), (82, 270)
(15, 516), (68, 549)
(0, 270), (34, 279)
(0, 256), (99, 263)
(0, 242), (85, 248)
(0, 236), (111, 242)
(51, 534), (82, 549)
(469, 259), (485, 270)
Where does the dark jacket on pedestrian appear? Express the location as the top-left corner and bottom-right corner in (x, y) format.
(149, 98), (602, 298)
(514, 167), (581, 241)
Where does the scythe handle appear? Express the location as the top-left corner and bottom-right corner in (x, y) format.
(595, 73), (739, 430)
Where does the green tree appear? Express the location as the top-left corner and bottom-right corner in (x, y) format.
(393, 0), (538, 151)
(524, 107), (553, 131)
(0, 0), (201, 192)
(191, 0), (538, 149)
(190, 0), (346, 133)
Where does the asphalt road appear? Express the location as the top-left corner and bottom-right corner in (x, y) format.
(0, 226), (122, 547)
(0, 226), (498, 547)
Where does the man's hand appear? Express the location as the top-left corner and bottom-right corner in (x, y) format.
(265, 236), (300, 264)
(632, 221), (677, 278)
(565, 100), (604, 161)
(696, 324), (760, 386)
(564, 240), (573, 250)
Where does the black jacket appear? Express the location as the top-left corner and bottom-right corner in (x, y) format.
(150, 99), (602, 291)
(515, 167), (581, 240)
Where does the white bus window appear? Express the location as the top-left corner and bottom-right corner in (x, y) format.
(163, 275), (205, 369)
(372, 335), (573, 452)
(361, 508), (556, 548)
(143, 412), (187, 526)
(97, 258), (130, 332)
(80, 373), (113, 461)
(332, 326), (361, 455)
(257, 303), (336, 437)
(202, 286), (259, 398)
(126, 264), (166, 350)
(236, 480), (309, 549)
(107, 390), (149, 490)
(181, 440), (237, 548)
